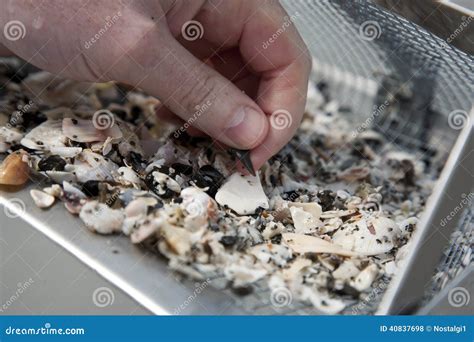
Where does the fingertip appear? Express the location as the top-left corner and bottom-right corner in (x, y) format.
(223, 106), (269, 149)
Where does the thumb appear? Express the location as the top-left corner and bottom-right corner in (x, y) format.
(119, 34), (268, 150)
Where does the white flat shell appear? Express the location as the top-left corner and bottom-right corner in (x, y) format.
(21, 120), (67, 150)
(332, 216), (401, 256)
(224, 263), (267, 287)
(49, 146), (82, 158)
(332, 260), (360, 281)
(215, 172), (269, 215)
(62, 117), (122, 143)
(30, 189), (55, 208)
(79, 201), (124, 234)
(283, 233), (359, 257)
(289, 206), (320, 234)
(350, 264), (379, 291)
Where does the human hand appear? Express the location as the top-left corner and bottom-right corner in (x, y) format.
(0, 0), (311, 170)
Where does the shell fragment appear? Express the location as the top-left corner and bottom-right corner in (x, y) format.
(215, 172), (269, 215)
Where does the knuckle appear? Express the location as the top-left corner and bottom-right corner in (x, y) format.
(177, 73), (219, 112)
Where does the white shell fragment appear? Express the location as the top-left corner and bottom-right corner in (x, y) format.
(224, 262), (268, 287)
(282, 233), (359, 257)
(332, 216), (401, 256)
(282, 258), (312, 280)
(151, 171), (181, 196)
(130, 217), (161, 244)
(160, 224), (193, 256)
(350, 264), (379, 292)
(21, 120), (67, 150)
(333, 260), (360, 281)
(65, 150), (118, 182)
(62, 117), (122, 143)
(79, 201), (124, 234)
(30, 189), (55, 208)
(116, 167), (142, 186)
(49, 146), (82, 158)
(181, 186), (216, 230)
(215, 172), (269, 215)
(289, 202), (322, 234)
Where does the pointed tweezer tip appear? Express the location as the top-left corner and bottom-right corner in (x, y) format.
(231, 149), (256, 176)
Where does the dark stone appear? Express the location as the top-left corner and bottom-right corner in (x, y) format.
(38, 155), (66, 171)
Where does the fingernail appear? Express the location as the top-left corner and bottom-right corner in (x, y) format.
(225, 106), (266, 148)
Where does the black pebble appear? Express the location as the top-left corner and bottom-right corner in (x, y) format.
(171, 163), (193, 176)
(220, 235), (237, 247)
(318, 190), (335, 211)
(81, 180), (101, 197)
(192, 165), (224, 197)
(38, 155), (66, 171)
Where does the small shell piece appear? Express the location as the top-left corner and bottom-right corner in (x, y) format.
(332, 260), (360, 281)
(20, 120), (67, 150)
(30, 189), (55, 208)
(282, 258), (312, 280)
(130, 217), (161, 244)
(224, 262), (268, 287)
(215, 172), (269, 215)
(79, 200), (124, 234)
(0, 150), (29, 185)
(49, 146), (82, 158)
(349, 264), (379, 291)
(43, 184), (63, 198)
(116, 167), (142, 186)
(0, 126), (23, 151)
(160, 224), (193, 256)
(282, 233), (359, 257)
(181, 186), (217, 230)
(331, 216), (401, 256)
(66, 150), (118, 182)
(289, 202), (322, 234)
(249, 243), (292, 267)
(289, 202), (322, 219)
(62, 117), (122, 143)
(148, 171), (181, 197)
